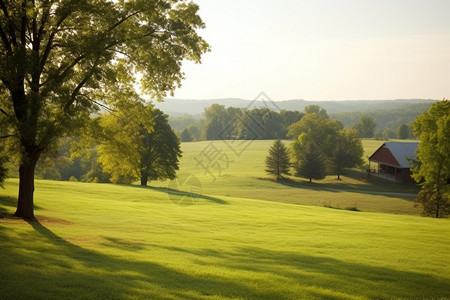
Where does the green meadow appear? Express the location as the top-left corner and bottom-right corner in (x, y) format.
(1, 140), (449, 299)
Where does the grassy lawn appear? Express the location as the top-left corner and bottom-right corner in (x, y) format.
(1, 179), (449, 299)
(151, 139), (420, 215)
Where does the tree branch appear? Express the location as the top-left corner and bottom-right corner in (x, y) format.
(0, 107), (9, 116)
(0, 134), (14, 139)
(0, 23), (12, 54)
(0, 0), (18, 47)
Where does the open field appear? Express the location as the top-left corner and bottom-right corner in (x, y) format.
(149, 139), (420, 215)
(1, 179), (449, 299)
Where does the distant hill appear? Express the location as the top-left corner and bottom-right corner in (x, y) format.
(152, 98), (437, 117)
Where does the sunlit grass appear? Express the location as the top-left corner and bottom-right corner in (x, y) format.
(1, 179), (449, 299)
(150, 139), (419, 215)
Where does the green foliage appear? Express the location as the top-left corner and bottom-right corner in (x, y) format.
(383, 128), (395, 140)
(289, 106), (363, 181)
(0, 0), (209, 218)
(265, 140), (291, 180)
(415, 189), (449, 218)
(293, 141), (327, 182)
(331, 102), (433, 135)
(180, 128), (193, 142)
(412, 99), (450, 218)
(329, 128), (364, 179)
(304, 104), (328, 118)
(0, 148), (7, 188)
(288, 113), (343, 157)
(96, 103), (181, 186)
(187, 125), (201, 141)
(202, 105), (302, 140)
(396, 124), (410, 139)
(353, 115), (377, 138)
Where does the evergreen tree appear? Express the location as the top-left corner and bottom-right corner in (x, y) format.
(265, 140), (291, 180)
(180, 128), (193, 142)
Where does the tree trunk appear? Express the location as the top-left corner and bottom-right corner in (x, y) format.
(15, 154), (39, 220)
(140, 173), (148, 186)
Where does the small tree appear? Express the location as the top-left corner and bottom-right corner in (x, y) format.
(180, 128), (193, 142)
(96, 103), (181, 186)
(396, 124), (410, 139)
(265, 140), (291, 180)
(294, 141), (327, 183)
(412, 99), (449, 218)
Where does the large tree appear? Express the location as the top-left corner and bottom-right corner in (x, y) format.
(289, 106), (342, 182)
(412, 100), (449, 218)
(0, 1), (209, 219)
(265, 139), (291, 180)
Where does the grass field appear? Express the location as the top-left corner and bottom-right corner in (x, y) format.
(2, 139), (445, 299)
(150, 139), (420, 215)
(1, 179), (449, 299)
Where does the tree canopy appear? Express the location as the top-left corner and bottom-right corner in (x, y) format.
(412, 99), (449, 218)
(289, 106), (363, 182)
(353, 115), (376, 138)
(0, 0), (209, 219)
(292, 141), (327, 183)
(328, 128), (364, 180)
(94, 103), (181, 186)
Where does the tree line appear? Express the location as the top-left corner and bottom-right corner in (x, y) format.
(175, 104), (419, 142)
(179, 104), (304, 142)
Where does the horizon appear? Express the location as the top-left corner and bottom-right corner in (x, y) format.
(162, 97), (439, 102)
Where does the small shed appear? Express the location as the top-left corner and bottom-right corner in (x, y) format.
(368, 142), (418, 183)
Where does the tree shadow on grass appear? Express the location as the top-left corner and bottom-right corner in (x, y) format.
(145, 186), (228, 205)
(268, 177), (418, 202)
(0, 195), (43, 215)
(154, 244), (450, 299)
(0, 220), (259, 299)
(1, 220), (449, 299)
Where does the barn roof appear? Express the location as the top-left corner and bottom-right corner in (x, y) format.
(369, 142), (418, 168)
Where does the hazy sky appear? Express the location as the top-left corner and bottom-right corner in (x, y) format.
(171, 0), (450, 101)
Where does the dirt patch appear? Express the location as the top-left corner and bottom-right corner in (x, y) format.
(35, 216), (72, 225)
(0, 214), (71, 225)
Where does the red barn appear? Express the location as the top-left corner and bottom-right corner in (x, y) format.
(368, 142), (418, 184)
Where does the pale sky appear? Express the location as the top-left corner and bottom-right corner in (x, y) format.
(171, 0), (450, 101)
